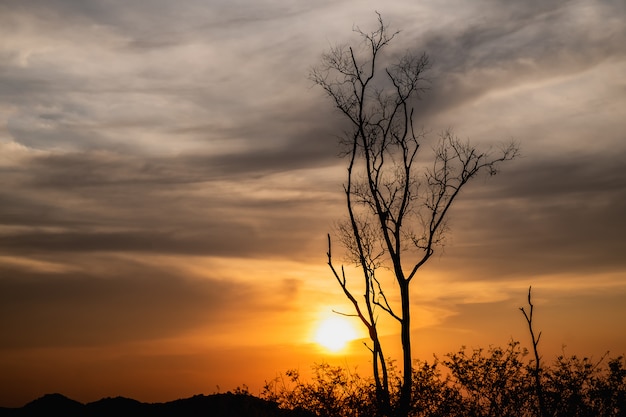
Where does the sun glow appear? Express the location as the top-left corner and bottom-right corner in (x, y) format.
(314, 316), (359, 353)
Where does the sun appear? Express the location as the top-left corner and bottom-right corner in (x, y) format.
(314, 316), (359, 353)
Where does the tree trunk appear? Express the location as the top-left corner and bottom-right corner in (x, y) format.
(398, 281), (412, 417)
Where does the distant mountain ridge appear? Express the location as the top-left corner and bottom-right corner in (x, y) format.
(0, 392), (314, 417)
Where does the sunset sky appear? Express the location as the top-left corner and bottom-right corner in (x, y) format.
(1, 0), (625, 408)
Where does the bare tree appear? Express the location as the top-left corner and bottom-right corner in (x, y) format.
(313, 13), (519, 417)
(520, 286), (548, 417)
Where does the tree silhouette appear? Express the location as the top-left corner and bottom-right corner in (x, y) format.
(520, 286), (548, 417)
(313, 13), (519, 417)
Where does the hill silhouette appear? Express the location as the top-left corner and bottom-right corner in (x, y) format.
(0, 392), (315, 417)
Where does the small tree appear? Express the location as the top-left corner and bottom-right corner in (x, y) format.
(520, 287), (548, 417)
(313, 13), (518, 417)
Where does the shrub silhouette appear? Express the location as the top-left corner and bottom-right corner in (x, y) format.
(442, 341), (533, 417)
(262, 342), (625, 417)
(542, 353), (626, 417)
(263, 363), (376, 417)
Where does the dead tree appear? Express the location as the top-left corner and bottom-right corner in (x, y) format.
(520, 286), (548, 417)
(314, 13), (519, 417)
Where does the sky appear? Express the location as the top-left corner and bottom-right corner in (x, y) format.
(1, 0), (625, 408)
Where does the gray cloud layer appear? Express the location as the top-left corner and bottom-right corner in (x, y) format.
(1, 0), (625, 353)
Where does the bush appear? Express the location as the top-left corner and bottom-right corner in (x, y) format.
(262, 341), (625, 417)
(262, 363), (375, 417)
(443, 341), (534, 417)
(543, 353), (626, 417)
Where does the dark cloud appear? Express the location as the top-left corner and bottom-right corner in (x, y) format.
(0, 230), (249, 256)
(0, 144), (341, 260)
(0, 257), (303, 349)
(0, 0), (623, 273)
(437, 149), (626, 278)
(0, 0), (623, 269)
(0, 267), (231, 348)
(406, 0), (626, 120)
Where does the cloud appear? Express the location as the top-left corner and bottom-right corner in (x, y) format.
(406, 0), (626, 122)
(0, 266), (228, 348)
(1, 0), (324, 153)
(0, 0), (623, 277)
(429, 147), (626, 280)
(0, 142), (342, 262)
(0, 254), (307, 349)
(1, 0), (623, 264)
